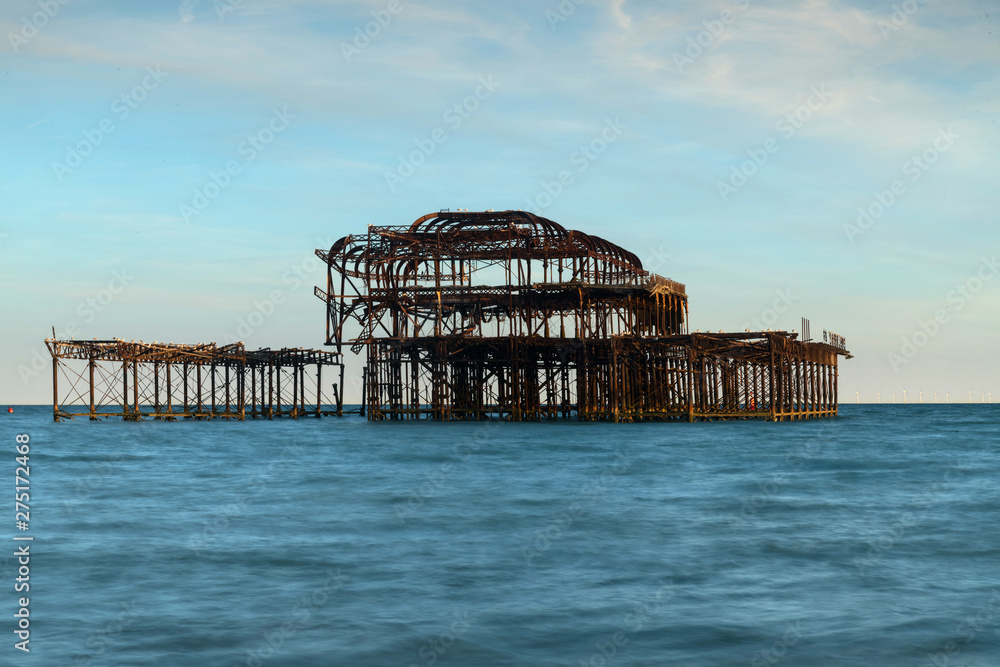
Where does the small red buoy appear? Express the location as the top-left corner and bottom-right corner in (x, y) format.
(7, 407), (12, 413)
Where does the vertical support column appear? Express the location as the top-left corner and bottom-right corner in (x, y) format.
(801, 358), (807, 418)
(337, 363), (345, 417)
(792, 357), (799, 419)
(789, 354), (795, 419)
(610, 340), (619, 423)
(833, 357), (839, 415)
(806, 359), (813, 417)
(827, 360), (831, 414)
(251, 366), (258, 418)
(238, 364), (245, 420)
(268, 362), (274, 419)
(369, 353), (379, 420)
(825, 360), (830, 414)
(817, 358), (824, 414)
(300, 365), (306, 416)
(276, 364), (283, 416)
(768, 337), (777, 422)
(792, 356), (799, 418)
(811, 359), (817, 417)
(123, 358), (129, 416)
(409, 348), (420, 420)
(166, 363), (173, 415)
(701, 355), (710, 417)
(360, 364), (367, 419)
(261, 365), (267, 417)
(813, 360), (819, 416)
(52, 354), (60, 422)
(316, 363), (322, 418)
(132, 355), (139, 417)
(828, 358), (834, 415)
(687, 344), (696, 423)
(89, 354), (96, 420)
(802, 358), (809, 417)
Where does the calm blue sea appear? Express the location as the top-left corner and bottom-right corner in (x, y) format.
(3, 404), (999, 666)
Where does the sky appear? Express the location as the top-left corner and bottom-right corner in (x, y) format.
(1, 0), (997, 404)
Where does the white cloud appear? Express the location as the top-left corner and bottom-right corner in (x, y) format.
(179, 0), (201, 23)
(611, 0), (631, 30)
(593, 0), (1000, 154)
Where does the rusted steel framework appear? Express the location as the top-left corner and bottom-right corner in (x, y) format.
(317, 210), (850, 421)
(45, 339), (343, 422)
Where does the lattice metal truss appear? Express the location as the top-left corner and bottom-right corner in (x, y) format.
(46, 339), (344, 422)
(316, 210), (850, 421)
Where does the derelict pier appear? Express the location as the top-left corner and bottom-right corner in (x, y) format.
(316, 210), (850, 421)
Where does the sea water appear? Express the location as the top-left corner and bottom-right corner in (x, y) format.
(3, 404), (998, 666)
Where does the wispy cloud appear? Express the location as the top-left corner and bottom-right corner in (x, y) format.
(611, 0), (632, 30)
(25, 112), (55, 130)
(592, 0), (998, 155)
(179, 0), (201, 23)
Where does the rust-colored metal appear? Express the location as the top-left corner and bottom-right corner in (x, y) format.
(45, 339), (343, 422)
(317, 209), (851, 421)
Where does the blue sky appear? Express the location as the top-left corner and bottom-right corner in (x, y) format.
(1, 0), (997, 404)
